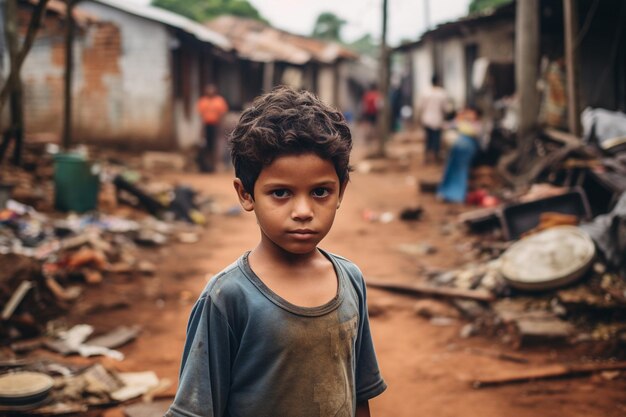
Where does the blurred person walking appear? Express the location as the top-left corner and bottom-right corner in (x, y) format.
(361, 83), (381, 144)
(196, 84), (229, 172)
(417, 75), (451, 164)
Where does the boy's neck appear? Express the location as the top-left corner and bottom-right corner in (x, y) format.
(250, 237), (324, 269)
(248, 237), (338, 308)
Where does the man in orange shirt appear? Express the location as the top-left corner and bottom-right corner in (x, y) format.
(197, 84), (229, 172)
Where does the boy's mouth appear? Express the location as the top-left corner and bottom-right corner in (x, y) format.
(287, 229), (317, 238)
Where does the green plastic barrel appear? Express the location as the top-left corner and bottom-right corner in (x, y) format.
(54, 153), (99, 212)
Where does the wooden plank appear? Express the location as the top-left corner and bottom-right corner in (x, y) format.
(466, 347), (530, 364)
(366, 279), (495, 302)
(472, 361), (626, 388)
(515, 0), (540, 168)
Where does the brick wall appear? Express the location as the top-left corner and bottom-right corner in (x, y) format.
(21, 3), (176, 149)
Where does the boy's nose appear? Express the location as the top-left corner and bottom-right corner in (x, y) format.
(291, 196), (313, 221)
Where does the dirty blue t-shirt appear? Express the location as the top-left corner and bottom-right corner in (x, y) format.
(166, 249), (386, 417)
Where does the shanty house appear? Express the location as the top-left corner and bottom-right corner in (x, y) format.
(395, 2), (516, 112)
(20, 0), (231, 149)
(396, 0), (626, 126)
(205, 16), (365, 116)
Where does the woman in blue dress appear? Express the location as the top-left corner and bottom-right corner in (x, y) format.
(437, 107), (484, 203)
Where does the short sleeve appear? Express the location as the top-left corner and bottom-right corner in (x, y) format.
(165, 295), (236, 417)
(354, 277), (387, 403)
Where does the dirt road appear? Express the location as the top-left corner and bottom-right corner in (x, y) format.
(80, 160), (625, 417)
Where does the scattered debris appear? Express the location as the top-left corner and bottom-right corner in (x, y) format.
(44, 324), (125, 360)
(581, 192), (626, 277)
(362, 209), (395, 223)
(0, 144), (208, 415)
(0, 359), (164, 414)
(111, 371), (160, 402)
(501, 188), (591, 240)
(87, 325), (142, 350)
(399, 206), (423, 221)
(1, 281), (34, 320)
(414, 299), (461, 319)
(396, 243), (438, 256)
(418, 179), (439, 194)
(141, 152), (186, 172)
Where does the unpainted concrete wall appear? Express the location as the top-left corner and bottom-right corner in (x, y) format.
(317, 65), (336, 107)
(440, 37), (466, 108)
(411, 42), (434, 113)
(19, 8), (72, 141)
(408, 21), (514, 113)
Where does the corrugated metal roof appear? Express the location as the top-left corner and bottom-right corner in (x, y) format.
(91, 0), (231, 50)
(206, 15), (357, 65)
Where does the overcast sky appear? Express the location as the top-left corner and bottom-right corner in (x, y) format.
(128, 0), (471, 46)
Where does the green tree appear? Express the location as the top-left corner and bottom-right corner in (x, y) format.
(347, 34), (378, 57)
(468, 0), (512, 14)
(312, 12), (346, 42)
(152, 0), (266, 23)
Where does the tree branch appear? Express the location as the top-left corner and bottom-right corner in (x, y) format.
(0, 0), (51, 124)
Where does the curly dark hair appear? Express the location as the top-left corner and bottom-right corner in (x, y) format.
(229, 86), (352, 196)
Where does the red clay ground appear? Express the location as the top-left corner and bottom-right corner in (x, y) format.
(66, 136), (626, 417)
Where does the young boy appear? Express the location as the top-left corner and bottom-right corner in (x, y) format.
(165, 87), (386, 417)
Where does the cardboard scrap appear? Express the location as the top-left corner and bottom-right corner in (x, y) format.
(111, 372), (160, 402)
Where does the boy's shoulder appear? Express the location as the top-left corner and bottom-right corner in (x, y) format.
(325, 250), (360, 271)
(199, 255), (250, 301)
(321, 250), (366, 289)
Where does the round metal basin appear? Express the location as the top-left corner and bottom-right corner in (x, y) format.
(500, 226), (596, 291)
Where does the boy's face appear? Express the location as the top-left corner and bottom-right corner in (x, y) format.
(234, 153), (346, 256)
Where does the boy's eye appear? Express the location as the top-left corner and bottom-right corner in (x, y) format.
(272, 189), (291, 198)
(312, 188), (330, 198)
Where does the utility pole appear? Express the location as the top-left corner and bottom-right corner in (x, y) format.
(376, 0), (390, 157)
(62, 0), (76, 150)
(423, 0), (431, 31)
(515, 0), (539, 172)
(563, 0), (581, 136)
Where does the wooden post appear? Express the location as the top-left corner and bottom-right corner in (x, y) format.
(515, 0), (540, 170)
(62, 0), (75, 150)
(376, 0), (390, 157)
(3, 0), (19, 164)
(563, 0), (581, 136)
(263, 61), (275, 93)
(1, 0), (23, 165)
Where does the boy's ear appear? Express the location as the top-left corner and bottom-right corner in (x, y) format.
(337, 181), (348, 209)
(233, 179), (254, 212)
